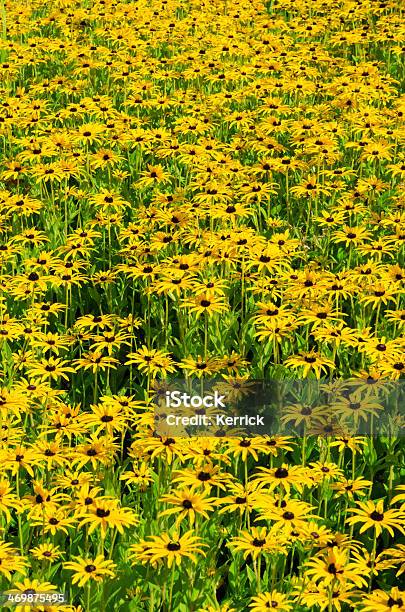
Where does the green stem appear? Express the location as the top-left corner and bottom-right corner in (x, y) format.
(369, 531), (378, 593)
(167, 564), (176, 611)
(16, 470), (24, 554)
(0, 0), (6, 40)
(86, 582), (91, 612)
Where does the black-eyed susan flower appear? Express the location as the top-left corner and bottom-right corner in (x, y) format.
(30, 543), (62, 562)
(381, 545), (405, 578)
(224, 437), (267, 462)
(346, 499), (405, 537)
(172, 461), (232, 492)
(293, 579), (356, 612)
(133, 436), (185, 465)
(71, 434), (117, 470)
(30, 509), (77, 536)
(305, 546), (368, 588)
(159, 486), (217, 526)
(180, 355), (221, 378)
(218, 482), (261, 517)
(258, 498), (317, 531)
(332, 225), (372, 247)
(252, 463), (310, 494)
(361, 587), (405, 612)
(228, 526), (286, 560)
(0, 478), (24, 520)
(125, 346), (176, 377)
(136, 164), (172, 189)
(120, 462), (153, 492)
(332, 477), (372, 499)
(134, 531), (206, 568)
(73, 351), (119, 373)
(284, 350), (335, 379)
(249, 591), (292, 612)
(0, 541), (27, 580)
(26, 357), (75, 382)
(77, 498), (138, 537)
(181, 292), (228, 318)
(63, 555), (116, 587)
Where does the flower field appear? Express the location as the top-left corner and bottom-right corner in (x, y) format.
(0, 0), (404, 609)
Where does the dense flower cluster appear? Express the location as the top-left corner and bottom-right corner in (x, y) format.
(0, 0), (403, 609)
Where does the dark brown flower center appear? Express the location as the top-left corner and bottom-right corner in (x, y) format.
(96, 508), (110, 518)
(274, 467), (288, 478)
(387, 597), (403, 608)
(282, 511), (295, 520)
(197, 471), (211, 481)
(252, 538), (266, 547)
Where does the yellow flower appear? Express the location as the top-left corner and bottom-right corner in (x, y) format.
(305, 546), (368, 588)
(181, 292), (228, 318)
(346, 499), (405, 537)
(159, 486), (217, 526)
(284, 350), (335, 379)
(63, 555), (116, 587)
(132, 531), (206, 568)
(361, 587), (405, 612)
(136, 164), (172, 188)
(125, 345), (176, 377)
(249, 591), (292, 612)
(26, 356), (75, 381)
(77, 498), (138, 537)
(228, 526), (287, 560)
(30, 543), (62, 562)
(0, 542), (27, 580)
